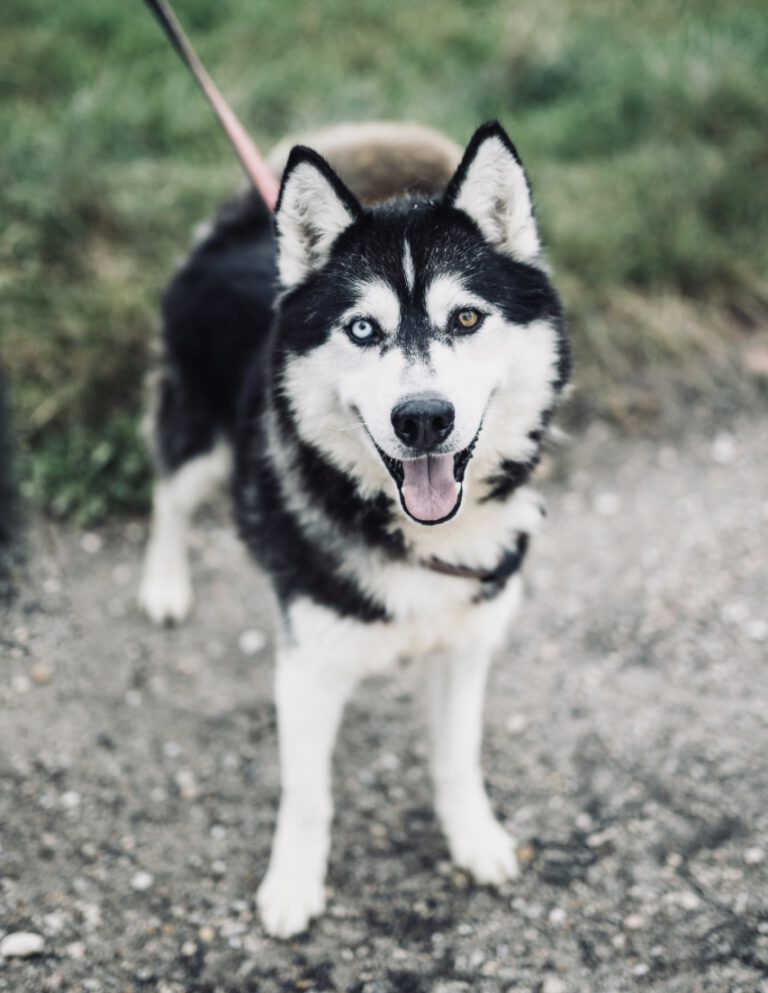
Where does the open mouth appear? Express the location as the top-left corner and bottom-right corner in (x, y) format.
(375, 439), (477, 526)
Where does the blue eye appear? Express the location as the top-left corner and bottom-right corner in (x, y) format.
(347, 318), (380, 345)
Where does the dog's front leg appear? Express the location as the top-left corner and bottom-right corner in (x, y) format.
(257, 639), (360, 938)
(427, 648), (519, 886)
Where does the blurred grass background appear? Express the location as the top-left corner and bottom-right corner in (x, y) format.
(2, 0), (767, 521)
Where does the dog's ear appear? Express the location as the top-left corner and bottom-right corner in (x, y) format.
(275, 146), (362, 290)
(444, 121), (541, 263)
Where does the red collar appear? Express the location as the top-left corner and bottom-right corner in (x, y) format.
(420, 534), (529, 586)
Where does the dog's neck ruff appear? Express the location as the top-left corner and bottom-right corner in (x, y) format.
(421, 533), (529, 586)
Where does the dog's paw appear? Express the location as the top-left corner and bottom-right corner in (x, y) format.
(137, 558), (192, 625)
(447, 816), (519, 887)
(257, 867), (326, 939)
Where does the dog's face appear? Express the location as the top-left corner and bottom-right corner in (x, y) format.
(273, 123), (568, 526)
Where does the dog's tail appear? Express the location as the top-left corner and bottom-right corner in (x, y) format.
(267, 121), (462, 205)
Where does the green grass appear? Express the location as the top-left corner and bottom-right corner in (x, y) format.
(3, 0), (767, 520)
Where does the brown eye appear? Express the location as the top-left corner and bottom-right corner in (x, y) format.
(455, 308), (482, 332)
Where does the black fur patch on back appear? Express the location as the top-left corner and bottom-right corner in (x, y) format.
(156, 191), (276, 471)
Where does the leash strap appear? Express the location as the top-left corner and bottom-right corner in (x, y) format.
(143, 0), (280, 210)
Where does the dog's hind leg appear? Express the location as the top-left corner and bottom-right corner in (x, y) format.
(138, 439), (231, 624)
(257, 608), (368, 938)
(427, 645), (519, 886)
(138, 364), (233, 625)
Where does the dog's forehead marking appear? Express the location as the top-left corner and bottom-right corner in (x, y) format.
(353, 279), (401, 335)
(402, 239), (415, 293)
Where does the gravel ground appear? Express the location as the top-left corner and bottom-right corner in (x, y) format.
(1, 414), (767, 993)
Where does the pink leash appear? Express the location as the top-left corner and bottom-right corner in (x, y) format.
(144, 0), (280, 211)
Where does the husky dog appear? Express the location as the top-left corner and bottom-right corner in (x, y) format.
(139, 120), (570, 937)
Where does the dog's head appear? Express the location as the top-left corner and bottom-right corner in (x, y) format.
(272, 121), (569, 526)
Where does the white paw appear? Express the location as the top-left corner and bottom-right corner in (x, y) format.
(257, 867), (326, 939)
(447, 816), (519, 886)
(137, 554), (192, 625)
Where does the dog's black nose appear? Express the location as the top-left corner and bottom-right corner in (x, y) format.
(391, 394), (455, 451)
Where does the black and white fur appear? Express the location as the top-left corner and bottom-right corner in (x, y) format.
(139, 122), (570, 937)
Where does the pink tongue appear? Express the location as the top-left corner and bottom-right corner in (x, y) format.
(401, 454), (459, 522)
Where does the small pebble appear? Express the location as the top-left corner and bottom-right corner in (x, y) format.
(210, 859), (227, 879)
(175, 769), (200, 801)
(0, 932), (45, 958)
(43, 912), (66, 935)
(40, 832), (57, 852)
(66, 941), (86, 960)
(515, 842), (537, 864)
(624, 913), (646, 931)
(671, 890), (700, 911)
(506, 713), (528, 735)
(542, 977), (567, 993)
(11, 674), (31, 695)
(80, 532), (103, 554)
(131, 870), (154, 891)
(721, 602), (750, 626)
(181, 940), (197, 957)
(745, 847), (765, 866)
(80, 903), (101, 929)
(31, 664), (55, 685)
(60, 790), (81, 810)
(745, 620), (768, 643)
(592, 492), (621, 516)
(238, 629), (266, 656)
(711, 433), (736, 464)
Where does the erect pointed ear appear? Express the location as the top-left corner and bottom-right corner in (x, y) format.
(443, 121), (541, 263)
(274, 146), (362, 290)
